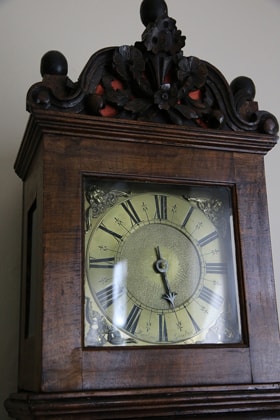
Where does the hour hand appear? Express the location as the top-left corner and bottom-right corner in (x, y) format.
(155, 246), (177, 308)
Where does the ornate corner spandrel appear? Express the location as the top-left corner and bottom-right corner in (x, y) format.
(26, 0), (278, 136)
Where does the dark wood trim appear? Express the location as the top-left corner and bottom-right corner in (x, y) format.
(5, 384), (280, 419)
(14, 111), (278, 181)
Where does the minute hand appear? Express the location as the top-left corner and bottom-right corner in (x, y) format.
(155, 246), (177, 308)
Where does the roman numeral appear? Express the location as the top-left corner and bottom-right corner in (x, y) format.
(89, 256), (115, 269)
(154, 195), (167, 220)
(96, 284), (124, 310)
(198, 231), (218, 247)
(181, 206), (194, 229)
(199, 286), (224, 310)
(121, 200), (141, 225)
(99, 223), (123, 241)
(205, 263), (227, 274)
(158, 314), (168, 342)
(125, 305), (142, 334)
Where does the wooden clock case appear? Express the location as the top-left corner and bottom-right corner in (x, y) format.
(5, 1), (280, 418)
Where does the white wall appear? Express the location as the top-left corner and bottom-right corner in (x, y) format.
(0, 1), (279, 418)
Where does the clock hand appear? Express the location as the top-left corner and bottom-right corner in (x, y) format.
(155, 246), (177, 308)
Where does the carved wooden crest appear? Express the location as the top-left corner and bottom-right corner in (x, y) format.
(27, 0), (278, 135)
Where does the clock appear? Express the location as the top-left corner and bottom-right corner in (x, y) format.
(84, 179), (241, 347)
(5, 0), (280, 418)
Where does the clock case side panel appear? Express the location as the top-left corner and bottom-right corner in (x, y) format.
(18, 142), (44, 392)
(16, 124), (84, 393)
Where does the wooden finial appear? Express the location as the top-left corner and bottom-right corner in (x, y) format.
(140, 0), (168, 27)
(40, 50), (68, 77)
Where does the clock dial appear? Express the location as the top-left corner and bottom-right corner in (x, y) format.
(84, 180), (242, 346)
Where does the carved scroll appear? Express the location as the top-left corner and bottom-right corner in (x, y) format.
(26, 0), (278, 135)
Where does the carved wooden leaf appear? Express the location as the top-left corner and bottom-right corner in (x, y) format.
(124, 98), (152, 114)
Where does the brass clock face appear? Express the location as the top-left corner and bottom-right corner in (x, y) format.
(84, 179), (242, 347)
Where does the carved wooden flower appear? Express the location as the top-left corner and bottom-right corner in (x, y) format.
(142, 16), (186, 55)
(154, 83), (178, 110)
(177, 56), (208, 91)
(114, 46), (146, 83)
